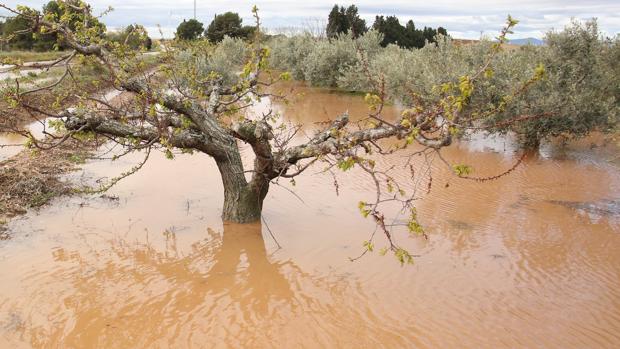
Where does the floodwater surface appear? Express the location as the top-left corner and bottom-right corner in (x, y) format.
(1, 83), (619, 348)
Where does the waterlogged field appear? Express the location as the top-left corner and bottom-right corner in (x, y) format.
(0, 83), (619, 348)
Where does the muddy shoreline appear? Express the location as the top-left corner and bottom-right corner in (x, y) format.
(0, 59), (154, 228)
(0, 81), (109, 227)
(0, 139), (94, 223)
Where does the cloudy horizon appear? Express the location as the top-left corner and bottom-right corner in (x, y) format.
(2, 1), (619, 40)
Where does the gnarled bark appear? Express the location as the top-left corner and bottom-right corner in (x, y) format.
(216, 150), (268, 223)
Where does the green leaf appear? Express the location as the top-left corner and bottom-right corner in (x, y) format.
(453, 164), (473, 176)
(337, 157), (356, 171)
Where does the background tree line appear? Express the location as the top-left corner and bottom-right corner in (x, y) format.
(0, 1), (69, 51)
(176, 12), (255, 42)
(326, 4), (448, 48)
(268, 19), (618, 148)
(0, 1), (150, 52)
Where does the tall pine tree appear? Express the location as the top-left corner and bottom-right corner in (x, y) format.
(326, 4), (367, 39)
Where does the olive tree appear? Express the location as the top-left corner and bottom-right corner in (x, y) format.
(272, 20), (618, 149)
(1, 1), (547, 262)
(487, 19), (619, 147)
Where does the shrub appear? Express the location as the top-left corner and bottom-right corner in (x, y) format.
(485, 20), (619, 147)
(268, 30), (382, 87)
(176, 36), (249, 86)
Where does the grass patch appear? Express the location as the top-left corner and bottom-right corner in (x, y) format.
(0, 50), (68, 63)
(28, 191), (56, 208)
(67, 153), (87, 164)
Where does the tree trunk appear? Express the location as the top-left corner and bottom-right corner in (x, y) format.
(215, 150), (268, 223)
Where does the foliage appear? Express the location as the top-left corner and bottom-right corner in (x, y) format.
(301, 33), (358, 87)
(205, 12), (254, 43)
(106, 24), (152, 51)
(270, 29), (460, 92)
(485, 19), (619, 147)
(176, 19), (204, 40)
(269, 30), (383, 87)
(268, 33), (317, 80)
(372, 15), (447, 49)
(176, 36), (249, 86)
(325, 4), (445, 48)
(270, 19), (618, 147)
(0, 0), (106, 51)
(339, 35), (491, 102)
(326, 4), (367, 39)
(1, 14), (35, 50)
(36, 0), (63, 49)
(42, 0), (106, 46)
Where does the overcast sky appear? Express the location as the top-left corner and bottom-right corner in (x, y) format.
(2, 1), (619, 39)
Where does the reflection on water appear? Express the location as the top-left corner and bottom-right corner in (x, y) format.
(3, 222), (350, 348)
(0, 211), (408, 348)
(1, 82), (619, 348)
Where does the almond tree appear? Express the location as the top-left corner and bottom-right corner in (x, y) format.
(0, 1), (546, 263)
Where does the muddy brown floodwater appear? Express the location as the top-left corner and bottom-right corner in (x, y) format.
(1, 83), (619, 348)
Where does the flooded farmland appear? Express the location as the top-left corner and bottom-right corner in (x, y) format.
(1, 83), (619, 348)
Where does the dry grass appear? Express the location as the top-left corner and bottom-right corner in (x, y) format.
(0, 50), (68, 63)
(0, 139), (93, 221)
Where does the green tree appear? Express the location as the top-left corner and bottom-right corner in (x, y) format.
(205, 12), (254, 43)
(488, 19), (619, 148)
(326, 5), (346, 38)
(372, 15), (405, 47)
(344, 5), (367, 37)
(1, 15), (34, 50)
(0, 0), (106, 51)
(326, 4), (367, 39)
(30, 1), (61, 51)
(176, 19), (204, 40)
(422, 26), (438, 44)
(372, 15), (446, 49)
(43, 0), (106, 44)
(401, 20), (420, 48)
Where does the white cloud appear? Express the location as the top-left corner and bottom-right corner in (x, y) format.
(2, 0), (619, 39)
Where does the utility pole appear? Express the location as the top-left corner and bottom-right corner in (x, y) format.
(193, 0), (196, 19)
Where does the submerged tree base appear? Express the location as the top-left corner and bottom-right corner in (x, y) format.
(221, 187), (265, 223)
